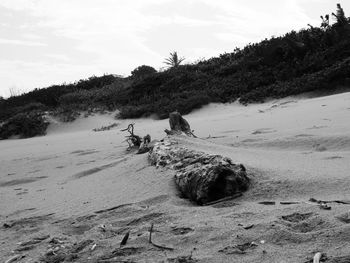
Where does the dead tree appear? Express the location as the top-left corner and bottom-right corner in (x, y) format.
(121, 123), (151, 153)
(164, 111), (197, 137)
(149, 137), (249, 205)
(121, 123), (142, 148)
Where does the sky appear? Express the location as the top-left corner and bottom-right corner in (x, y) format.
(0, 0), (349, 98)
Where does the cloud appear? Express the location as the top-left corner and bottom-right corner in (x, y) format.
(0, 38), (46, 46)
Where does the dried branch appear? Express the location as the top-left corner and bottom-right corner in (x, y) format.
(148, 223), (174, 251)
(120, 231), (130, 247)
(204, 193), (242, 206)
(121, 123), (141, 148)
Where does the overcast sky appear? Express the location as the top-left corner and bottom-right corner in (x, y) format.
(0, 0), (348, 97)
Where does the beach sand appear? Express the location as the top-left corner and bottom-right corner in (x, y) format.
(1, 92), (350, 262)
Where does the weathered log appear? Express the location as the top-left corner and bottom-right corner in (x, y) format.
(149, 137), (249, 205)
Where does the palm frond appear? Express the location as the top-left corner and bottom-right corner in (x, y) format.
(163, 51), (185, 68)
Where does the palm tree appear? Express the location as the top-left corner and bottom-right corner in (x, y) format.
(332, 4), (347, 25)
(163, 51), (185, 68)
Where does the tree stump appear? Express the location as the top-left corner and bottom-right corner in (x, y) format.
(137, 134), (152, 154)
(149, 138), (249, 205)
(164, 111), (195, 137)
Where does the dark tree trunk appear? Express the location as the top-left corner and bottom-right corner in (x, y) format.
(165, 111), (195, 137)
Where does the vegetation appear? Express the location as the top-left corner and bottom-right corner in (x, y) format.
(163, 51), (185, 68)
(92, 123), (119, 132)
(131, 65), (157, 80)
(0, 4), (349, 139)
(0, 112), (49, 139)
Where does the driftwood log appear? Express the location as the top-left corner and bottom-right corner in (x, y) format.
(149, 137), (249, 205)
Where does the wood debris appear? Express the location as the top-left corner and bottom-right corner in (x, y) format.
(148, 223), (174, 251)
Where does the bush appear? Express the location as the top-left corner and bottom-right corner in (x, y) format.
(0, 112), (49, 139)
(131, 65), (157, 80)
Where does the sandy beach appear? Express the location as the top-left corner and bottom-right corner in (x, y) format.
(1, 91), (350, 262)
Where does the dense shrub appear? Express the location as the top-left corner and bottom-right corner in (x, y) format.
(0, 74), (119, 122)
(131, 65), (157, 80)
(0, 112), (49, 139)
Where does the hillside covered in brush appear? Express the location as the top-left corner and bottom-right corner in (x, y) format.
(1, 5), (350, 139)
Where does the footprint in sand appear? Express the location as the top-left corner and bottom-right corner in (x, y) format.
(73, 158), (127, 179)
(281, 212), (313, 223)
(241, 138), (261, 143)
(281, 213), (328, 233)
(77, 150), (100, 156)
(28, 169), (41, 174)
(0, 176), (48, 187)
(16, 191), (29, 196)
(3, 213), (55, 229)
(36, 156), (58, 162)
(138, 195), (170, 206)
(126, 212), (164, 226)
(324, 156), (343, 160)
(70, 149), (99, 156)
(336, 212), (350, 223)
(221, 129), (240, 134)
(295, 134), (314, 138)
(70, 149), (89, 154)
(171, 227), (194, 235)
(14, 188), (28, 195)
(313, 143), (327, 152)
(62, 224), (94, 235)
(306, 125), (327, 130)
(301, 151), (313, 155)
(252, 128), (276, 135)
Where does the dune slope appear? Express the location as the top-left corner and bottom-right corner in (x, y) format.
(1, 92), (350, 262)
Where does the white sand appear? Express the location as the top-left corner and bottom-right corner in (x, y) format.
(1, 92), (350, 262)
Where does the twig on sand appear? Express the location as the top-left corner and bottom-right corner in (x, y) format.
(148, 223), (174, 251)
(121, 123), (142, 148)
(280, 201), (301, 205)
(204, 193), (242, 206)
(98, 260), (136, 263)
(5, 255), (25, 263)
(94, 203), (133, 214)
(205, 135), (226, 139)
(333, 200), (350, 204)
(310, 198), (350, 205)
(258, 201), (276, 205)
(148, 224), (153, 244)
(120, 231), (130, 247)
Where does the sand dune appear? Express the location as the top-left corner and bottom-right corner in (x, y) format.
(1, 92), (350, 262)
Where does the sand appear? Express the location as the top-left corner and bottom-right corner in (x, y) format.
(1, 92), (350, 262)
